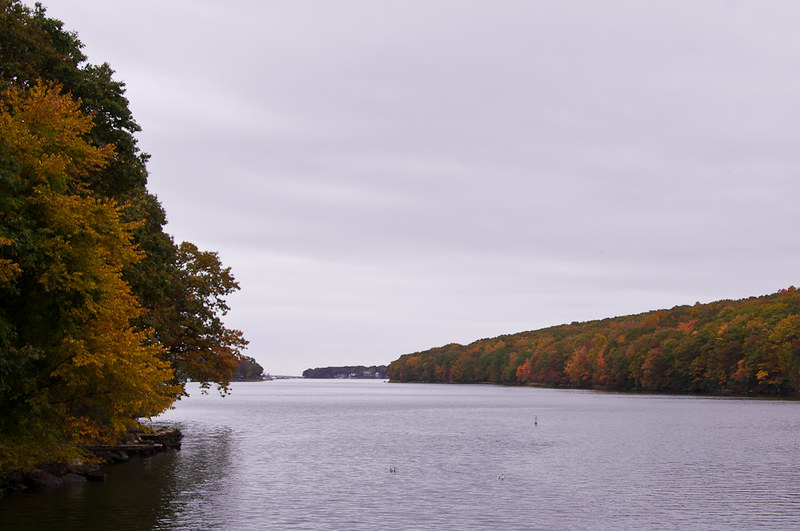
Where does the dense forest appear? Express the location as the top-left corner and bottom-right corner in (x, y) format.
(0, 1), (247, 472)
(303, 366), (388, 379)
(387, 288), (800, 395)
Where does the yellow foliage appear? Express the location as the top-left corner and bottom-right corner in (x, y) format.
(0, 83), (177, 470)
(769, 315), (800, 344)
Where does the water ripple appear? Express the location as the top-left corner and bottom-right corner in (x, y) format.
(2, 380), (799, 530)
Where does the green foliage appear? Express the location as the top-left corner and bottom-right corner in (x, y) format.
(158, 242), (248, 392)
(0, 1), (249, 471)
(0, 0), (246, 392)
(0, 83), (178, 470)
(387, 287), (800, 396)
(234, 356), (265, 381)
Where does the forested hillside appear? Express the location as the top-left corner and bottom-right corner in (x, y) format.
(388, 288), (800, 395)
(0, 1), (247, 471)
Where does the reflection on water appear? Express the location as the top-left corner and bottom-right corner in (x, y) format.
(0, 424), (236, 531)
(1, 380), (800, 530)
(154, 425), (236, 529)
(0, 447), (178, 529)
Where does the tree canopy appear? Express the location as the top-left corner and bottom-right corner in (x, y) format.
(0, 82), (178, 468)
(0, 0), (248, 470)
(233, 356), (265, 381)
(388, 288), (800, 396)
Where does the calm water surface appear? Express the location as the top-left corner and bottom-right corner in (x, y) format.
(2, 379), (799, 530)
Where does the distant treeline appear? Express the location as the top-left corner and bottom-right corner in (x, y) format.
(303, 366), (388, 379)
(387, 287), (800, 395)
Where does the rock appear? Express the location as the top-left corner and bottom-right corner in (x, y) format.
(62, 473), (87, 486)
(111, 451), (129, 462)
(1, 426), (181, 493)
(140, 427), (182, 449)
(86, 447), (130, 462)
(1, 470), (26, 491)
(25, 470), (63, 489)
(70, 461), (106, 482)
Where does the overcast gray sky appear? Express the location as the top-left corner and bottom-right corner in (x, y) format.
(34, 0), (800, 375)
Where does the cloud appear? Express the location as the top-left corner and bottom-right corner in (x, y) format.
(38, 0), (800, 373)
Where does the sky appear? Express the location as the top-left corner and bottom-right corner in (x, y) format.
(32, 0), (800, 375)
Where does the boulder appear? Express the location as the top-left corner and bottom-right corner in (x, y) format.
(139, 427), (182, 449)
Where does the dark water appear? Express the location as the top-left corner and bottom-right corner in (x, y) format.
(2, 379), (800, 530)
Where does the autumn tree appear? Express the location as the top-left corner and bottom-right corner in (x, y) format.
(0, 83), (178, 469)
(0, 1), (251, 472)
(157, 242), (248, 391)
(0, 0), (247, 392)
(388, 289), (800, 395)
(234, 356), (265, 381)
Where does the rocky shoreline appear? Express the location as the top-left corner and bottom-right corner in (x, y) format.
(0, 427), (182, 492)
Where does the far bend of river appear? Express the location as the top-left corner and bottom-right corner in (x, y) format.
(2, 380), (800, 530)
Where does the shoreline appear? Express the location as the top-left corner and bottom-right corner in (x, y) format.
(0, 427), (182, 494)
(387, 379), (800, 399)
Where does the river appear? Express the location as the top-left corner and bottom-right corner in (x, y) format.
(1, 379), (799, 530)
